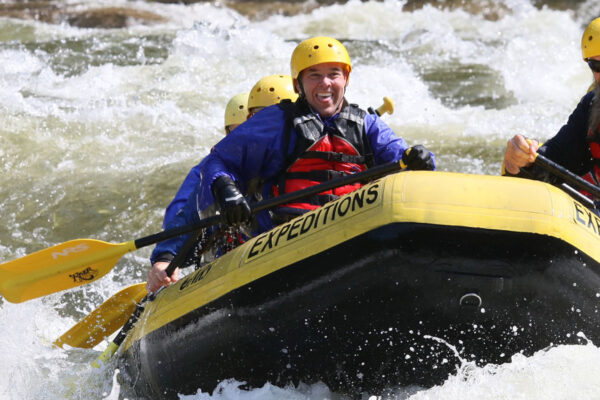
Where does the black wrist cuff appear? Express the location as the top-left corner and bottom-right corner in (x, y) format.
(155, 253), (175, 263)
(212, 175), (236, 198)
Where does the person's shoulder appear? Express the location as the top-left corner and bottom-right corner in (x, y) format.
(191, 157), (207, 170)
(570, 90), (596, 115)
(256, 103), (287, 118)
(581, 89), (595, 105)
(225, 104), (286, 141)
(233, 105), (283, 130)
(345, 102), (367, 113)
(363, 111), (390, 131)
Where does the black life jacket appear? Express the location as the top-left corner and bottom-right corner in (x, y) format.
(273, 98), (374, 215)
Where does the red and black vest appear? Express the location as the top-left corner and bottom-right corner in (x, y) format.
(273, 99), (374, 215)
(582, 128), (600, 198)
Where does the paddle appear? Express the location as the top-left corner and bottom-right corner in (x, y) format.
(0, 221), (219, 304)
(90, 233), (200, 365)
(55, 160), (408, 355)
(90, 226), (198, 366)
(0, 160), (406, 304)
(534, 153), (600, 199)
(54, 282), (147, 349)
(368, 96), (394, 117)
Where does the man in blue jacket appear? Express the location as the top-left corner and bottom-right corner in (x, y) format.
(161, 76), (299, 230)
(503, 18), (600, 192)
(147, 36), (435, 292)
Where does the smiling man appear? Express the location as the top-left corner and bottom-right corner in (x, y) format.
(146, 36), (435, 292)
(297, 62), (345, 117)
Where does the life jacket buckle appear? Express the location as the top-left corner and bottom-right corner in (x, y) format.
(327, 152), (344, 162)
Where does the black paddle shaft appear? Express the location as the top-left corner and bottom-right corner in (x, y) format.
(534, 154), (600, 199)
(95, 161), (405, 362)
(133, 161), (404, 274)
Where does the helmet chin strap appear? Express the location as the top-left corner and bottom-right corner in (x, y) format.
(298, 79), (306, 98)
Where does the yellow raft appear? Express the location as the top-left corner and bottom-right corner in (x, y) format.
(117, 171), (600, 397)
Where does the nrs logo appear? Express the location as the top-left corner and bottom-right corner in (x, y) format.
(52, 243), (89, 259)
(69, 266), (99, 282)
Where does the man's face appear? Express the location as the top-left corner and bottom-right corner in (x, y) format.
(297, 62), (348, 118)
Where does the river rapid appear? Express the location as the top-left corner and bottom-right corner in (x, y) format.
(1, 0), (600, 398)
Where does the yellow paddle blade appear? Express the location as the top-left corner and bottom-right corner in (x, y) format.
(0, 239), (137, 303)
(54, 282), (147, 349)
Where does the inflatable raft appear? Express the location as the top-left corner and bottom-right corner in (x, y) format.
(117, 171), (600, 397)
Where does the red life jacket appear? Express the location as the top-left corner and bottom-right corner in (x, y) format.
(580, 128), (600, 199)
(273, 99), (374, 216)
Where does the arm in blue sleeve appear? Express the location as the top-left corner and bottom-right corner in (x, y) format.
(150, 106), (289, 262)
(364, 114), (436, 169)
(151, 205), (196, 265)
(199, 106), (288, 209)
(150, 176), (212, 265)
(162, 160), (205, 229)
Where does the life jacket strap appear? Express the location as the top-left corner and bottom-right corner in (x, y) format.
(284, 170), (351, 182)
(299, 150), (368, 164)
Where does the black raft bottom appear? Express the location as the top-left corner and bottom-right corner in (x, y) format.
(119, 223), (600, 398)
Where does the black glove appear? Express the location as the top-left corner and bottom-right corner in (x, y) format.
(212, 176), (251, 225)
(402, 145), (435, 171)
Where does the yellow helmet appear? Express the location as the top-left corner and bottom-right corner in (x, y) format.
(582, 17), (600, 60)
(290, 36), (352, 80)
(248, 74), (298, 110)
(224, 92), (249, 128)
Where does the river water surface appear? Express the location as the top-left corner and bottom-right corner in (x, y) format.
(1, 0), (600, 399)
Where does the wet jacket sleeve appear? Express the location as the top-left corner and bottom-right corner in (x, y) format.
(162, 159), (205, 229)
(150, 106), (289, 264)
(364, 113), (436, 168)
(538, 92), (594, 175)
(150, 188), (203, 265)
(197, 106), (289, 210)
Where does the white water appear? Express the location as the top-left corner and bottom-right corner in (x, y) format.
(1, 0), (600, 398)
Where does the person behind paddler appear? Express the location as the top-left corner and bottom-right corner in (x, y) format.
(162, 77), (299, 231)
(502, 17), (600, 207)
(149, 77), (299, 292)
(224, 92), (250, 135)
(247, 74), (298, 117)
(146, 36), (436, 292)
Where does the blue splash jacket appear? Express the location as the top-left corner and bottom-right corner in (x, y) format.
(162, 159), (205, 229)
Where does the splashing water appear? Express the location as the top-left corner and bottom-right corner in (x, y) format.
(1, 0), (600, 399)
